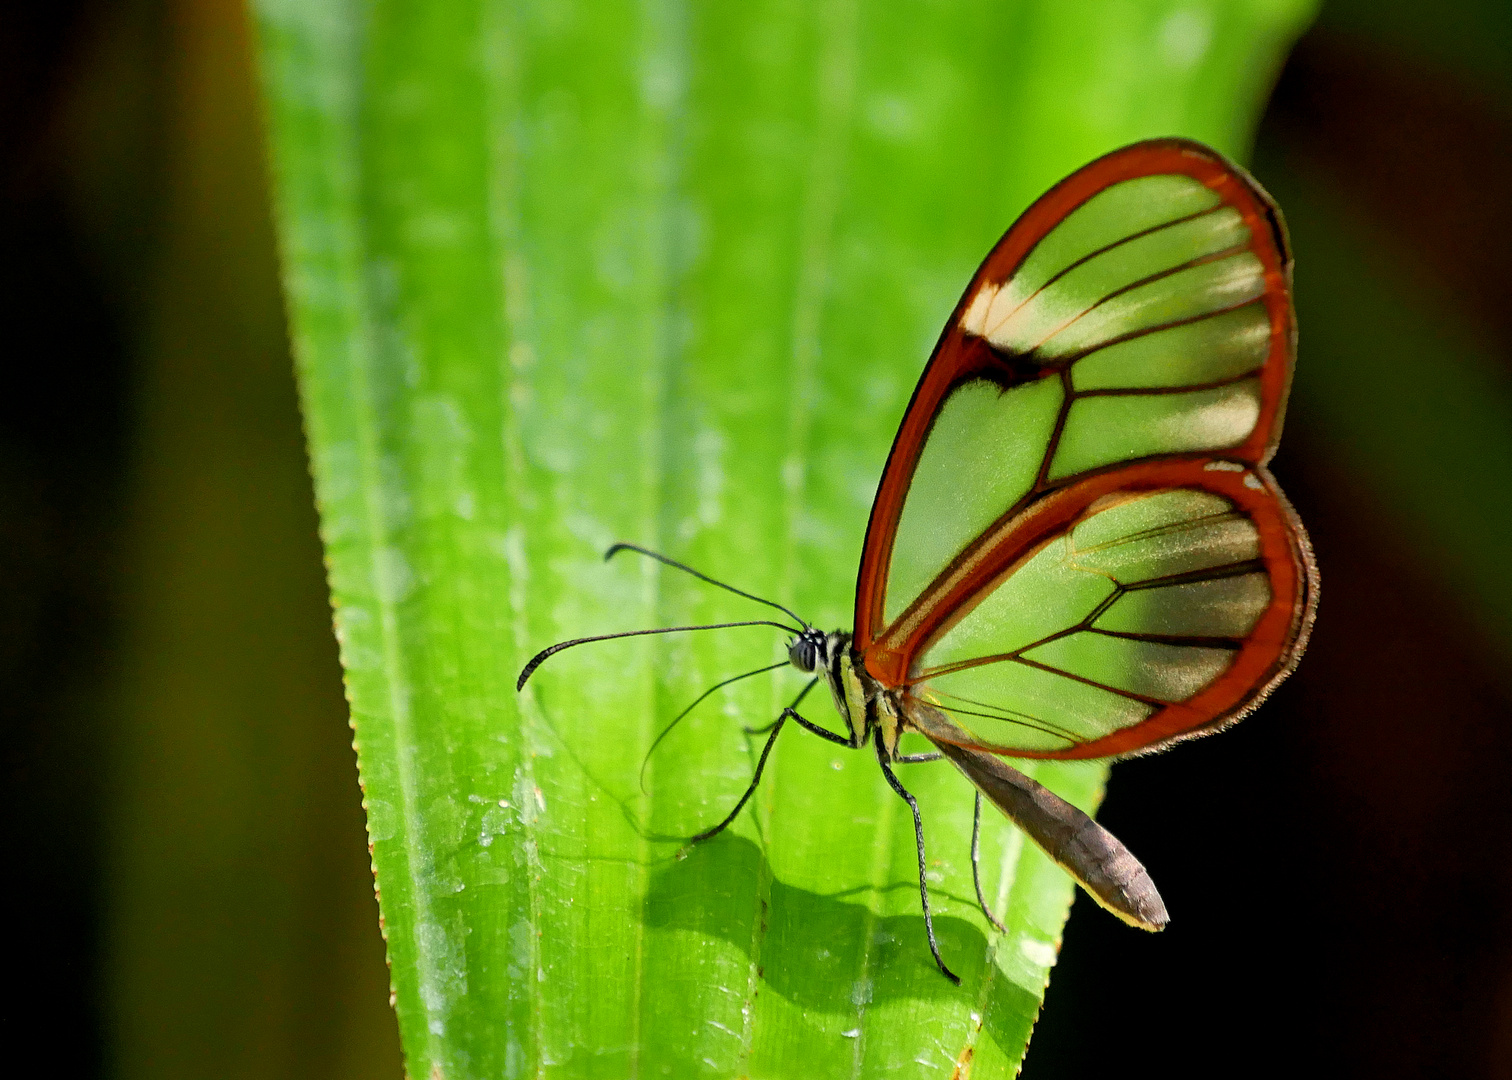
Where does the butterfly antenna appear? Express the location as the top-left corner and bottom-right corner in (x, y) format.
(638, 661), (788, 794)
(516, 620), (800, 691)
(605, 542), (810, 629)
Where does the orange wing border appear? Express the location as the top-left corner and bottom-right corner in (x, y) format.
(853, 138), (1296, 656)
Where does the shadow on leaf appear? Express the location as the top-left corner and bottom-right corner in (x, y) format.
(642, 829), (1042, 1046)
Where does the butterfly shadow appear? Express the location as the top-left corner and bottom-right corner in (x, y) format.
(531, 692), (1043, 1051)
(641, 829), (1041, 1047)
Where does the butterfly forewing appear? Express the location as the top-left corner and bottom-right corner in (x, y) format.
(855, 139), (1314, 760)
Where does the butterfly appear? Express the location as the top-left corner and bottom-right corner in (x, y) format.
(519, 137), (1317, 984)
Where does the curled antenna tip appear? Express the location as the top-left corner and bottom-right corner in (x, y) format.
(516, 647), (553, 691)
(516, 620), (800, 693)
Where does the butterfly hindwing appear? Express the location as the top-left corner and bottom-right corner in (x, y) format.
(902, 460), (1311, 758)
(856, 139), (1314, 759)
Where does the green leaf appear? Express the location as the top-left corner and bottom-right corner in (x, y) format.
(251, 2), (1315, 1076)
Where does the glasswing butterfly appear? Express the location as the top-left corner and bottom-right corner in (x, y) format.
(519, 137), (1317, 983)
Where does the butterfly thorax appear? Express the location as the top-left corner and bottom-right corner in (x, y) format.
(788, 627), (898, 754)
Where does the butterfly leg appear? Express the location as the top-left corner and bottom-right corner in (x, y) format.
(971, 791), (1006, 933)
(691, 712), (786, 842)
(874, 728), (961, 985)
(692, 679), (818, 842)
(891, 753), (1002, 930)
(748, 709), (842, 740)
(783, 707), (855, 747)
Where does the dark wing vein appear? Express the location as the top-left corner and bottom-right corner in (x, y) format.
(992, 203), (1233, 332)
(1072, 507), (1246, 554)
(1022, 242), (1253, 356)
(1122, 557), (1267, 591)
(1088, 627), (1244, 649)
(925, 693), (1083, 745)
(1008, 655), (1167, 706)
(1044, 295), (1269, 368)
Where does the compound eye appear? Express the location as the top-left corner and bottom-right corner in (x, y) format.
(788, 637), (817, 672)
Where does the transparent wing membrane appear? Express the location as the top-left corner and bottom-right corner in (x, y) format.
(883, 378), (1061, 623)
(967, 174), (1225, 326)
(925, 661), (1154, 753)
(908, 485), (1270, 754)
(1050, 378), (1263, 479)
(1024, 634), (1235, 702)
(1070, 301), (1271, 391)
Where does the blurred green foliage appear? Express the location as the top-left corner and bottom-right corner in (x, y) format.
(1322, 0), (1510, 101)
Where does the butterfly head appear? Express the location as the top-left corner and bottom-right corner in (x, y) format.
(787, 627), (831, 673)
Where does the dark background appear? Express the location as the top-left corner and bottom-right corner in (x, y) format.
(3, 1), (1509, 1077)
